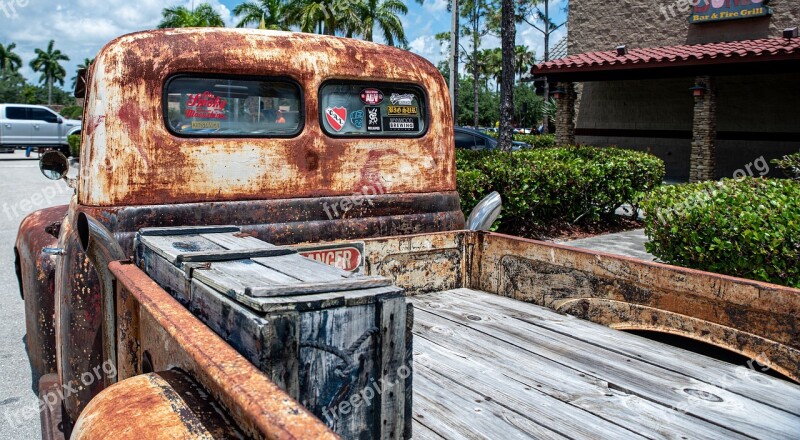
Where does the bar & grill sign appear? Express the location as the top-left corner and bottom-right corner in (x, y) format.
(690, 0), (772, 24)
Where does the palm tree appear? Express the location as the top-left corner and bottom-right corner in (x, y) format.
(514, 45), (534, 82)
(285, 0), (330, 34)
(157, 3), (226, 28)
(233, 0), (289, 30)
(497, 0), (515, 151)
(71, 58), (94, 90)
(0, 42), (23, 73)
(29, 40), (69, 105)
(355, 0), (408, 46)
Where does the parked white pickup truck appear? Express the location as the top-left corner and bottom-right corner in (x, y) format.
(0, 104), (81, 155)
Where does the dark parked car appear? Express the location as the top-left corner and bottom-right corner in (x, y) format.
(454, 127), (528, 151)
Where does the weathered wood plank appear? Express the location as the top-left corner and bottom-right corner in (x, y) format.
(412, 367), (569, 439)
(138, 225), (240, 236)
(447, 288), (800, 416)
(409, 420), (444, 440)
(139, 234), (225, 265)
(413, 308), (751, 440)
(415, 290), (800, 439)
(246, 277), (393, 298)
(201, 232), (274, 250)
(253, 254), (351, 282)
(300, 304), (379, 439)
(378, 297), (408, 440)
(177, 247), (296, 264)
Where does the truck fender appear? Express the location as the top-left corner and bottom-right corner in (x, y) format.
(15, 205), (69, 381)
(71, 370), (246, 439)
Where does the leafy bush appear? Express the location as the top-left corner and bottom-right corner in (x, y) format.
(641, 178), (800, 288)
(456, 146), (665, 234)
(485, 132), (556, 148)
(68, 134), (80, 158)
(60, 106), (83, 120)
(772, 151), (800, 180)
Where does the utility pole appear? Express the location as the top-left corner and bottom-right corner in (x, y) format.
(449, 0), (459, 126)
(541, 0), (550, 134)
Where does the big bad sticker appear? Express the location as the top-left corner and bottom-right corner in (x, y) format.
(325, 107), (347, 132)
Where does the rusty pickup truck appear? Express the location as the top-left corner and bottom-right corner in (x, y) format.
(15, 29), (800, 440)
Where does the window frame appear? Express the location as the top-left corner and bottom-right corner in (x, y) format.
(163, 73), (305, 139)
(318, 80), (430, 139)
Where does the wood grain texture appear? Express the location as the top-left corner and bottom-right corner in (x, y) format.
(411, 289), (800, 440)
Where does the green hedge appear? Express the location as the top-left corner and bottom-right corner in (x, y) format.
(68, 134), (80, 158)
(485, 132), (556, 148)
(641, 178), (800, 288)
(60, 105), (83, 120)
(456, 146), (664, 234)
(772, 151), (800, 180)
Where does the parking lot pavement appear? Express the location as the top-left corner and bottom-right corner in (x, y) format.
(560, 229), (657, 262)
(0, 158), (72, 439)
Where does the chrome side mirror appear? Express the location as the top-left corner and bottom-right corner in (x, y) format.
(39, 151), (70, 181)
(466, 191), (502, 231)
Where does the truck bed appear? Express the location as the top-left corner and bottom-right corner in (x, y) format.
(411, 288), (800, 440)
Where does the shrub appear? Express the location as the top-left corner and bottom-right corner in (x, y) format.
(60, 105), (83, 120)
(772, 151), (800, 180)
(68, 134), (80, 158)
(456, 146), (665, 234)
(641, 178), (800, 288)
(485, 132), (555, 148)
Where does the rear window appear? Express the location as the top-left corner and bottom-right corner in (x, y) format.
(319, 82), (427, 137)
(164, 76), (302, 137)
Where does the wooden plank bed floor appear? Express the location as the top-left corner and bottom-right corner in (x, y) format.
(410, 289), (800, 440)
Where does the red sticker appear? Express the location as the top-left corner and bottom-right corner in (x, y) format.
(360, 88), (384, 105)
(325, 107), (347, 132)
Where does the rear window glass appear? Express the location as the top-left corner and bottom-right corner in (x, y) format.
(319, 82), (427, 137)
(165, 76), (302, 137)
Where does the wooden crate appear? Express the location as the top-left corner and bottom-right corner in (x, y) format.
(135, 226), (412, 440)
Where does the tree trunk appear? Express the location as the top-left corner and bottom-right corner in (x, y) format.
(48, 76), (52, 105)
(541, 1), (551, 135)
(472, 12), (479, 128)
(497, 0), (515, 151)
(449, 0), (459, 125)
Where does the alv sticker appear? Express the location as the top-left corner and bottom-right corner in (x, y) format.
(360, 88), (384, 105)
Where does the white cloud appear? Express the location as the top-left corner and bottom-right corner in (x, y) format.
(409, 34), (447, 67)
(424, 0), (448, 13)
(1, 0), (232, 87)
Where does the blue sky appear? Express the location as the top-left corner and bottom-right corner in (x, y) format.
(1, 0), (567, 90)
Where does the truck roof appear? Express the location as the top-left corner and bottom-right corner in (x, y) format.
(79, 28), (455, 206)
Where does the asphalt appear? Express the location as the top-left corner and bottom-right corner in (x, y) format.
(0, 151), (72, 439)
(560, 228), (657, 262)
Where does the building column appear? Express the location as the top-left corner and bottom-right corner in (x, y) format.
(690, 76), (716, 182)
(555, 82), (576, 146)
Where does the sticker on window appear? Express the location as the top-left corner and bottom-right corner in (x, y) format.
(165, 76), (302, 137)
(320, 82), (426, 137)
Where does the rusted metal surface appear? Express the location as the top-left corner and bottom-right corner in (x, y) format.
(471, 232), (800, 382)
(15, 205), (69, 380)
(71, 370), (246, 439)
(80, 29), (455, 207)
(360, 231), (468, 295)
(110, 261), (339, 440)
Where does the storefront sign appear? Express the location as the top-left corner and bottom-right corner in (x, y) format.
(690, 0), (772, 24)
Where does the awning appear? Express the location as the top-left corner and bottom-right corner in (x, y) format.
(532, 37), (800, 82)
